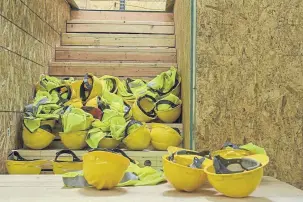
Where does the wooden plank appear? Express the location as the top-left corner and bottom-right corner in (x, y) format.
(174, 1), (191, 149)
(56, 46), (176, 52)
(49, 62), (176, 77)
(70, 10), (174, 22)
(65, 0), (79, 9)
(66, 23), (174, 34)
(0, 176), (303, 201)
(67, 20), (174, 26)
(55, 49), (176, 62)
(61, 33), (175, 47)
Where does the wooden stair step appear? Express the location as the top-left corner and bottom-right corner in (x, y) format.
(16, 150), (167, 172)
(67, 20), (175, 34)
(61, 33), (175, 47)
(71, 10), (174, 22)
(55, 46), (177, 62)
(49, 62), (177, 77)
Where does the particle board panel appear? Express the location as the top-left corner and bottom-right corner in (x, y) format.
(49, 62), (176, 77)
(0, 112), (22, 173)
(55, 49), (176, 62)
(61, 33), (175, 47)
(174, 0), (191, 149)
(45, 24), (61, 48)
(20, 0), (46, 20)
(45, 0), (59, 31)
(71, 10), (174, 22)
(67, 23), (174, 34)
(195, 0), (303, 190)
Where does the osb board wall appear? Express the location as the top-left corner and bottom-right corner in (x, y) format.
(195, 0), (303, 189)
(174, 0), (191, 149)
(75, 0), (166, 11)
(0, 0), (70, 173)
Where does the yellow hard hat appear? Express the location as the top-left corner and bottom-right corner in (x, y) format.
(122, 120), (151, 151)
(49, 85), (82, 108)
(80, 73), (103, 103)
(163, 150), (211, 192)
(52, 150), (83, 174)
(6, 151), (48, 175)
(100, 75), (119, 94)
(83, 149), (131, 190)
(150, 123), (182, 151)
(99, 136), (121, 149)
(59, 131), (88, 150)
(155, 94), (182, 123)
(22, 124), (55, 150)
(132, 95), (157, 123)
(204, 154), (269, 198)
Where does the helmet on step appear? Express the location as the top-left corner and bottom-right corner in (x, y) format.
(6, 151), (48, 175)
(99, 136), (121, 149)
(49, 85), (83, 108)
(80, 73), (103, 103)
(147, 66), (181, 97)
(52, 150), (83, 174)
(163, 150), (211, 192)
(83, 149), (131, 190)
(22, 119), (55, 150)
(155, 94), (182, 123)
(100, 75), (120, 94)
(132, 95), (157, 123)
(204, 154), (269, 198)
(123, 120), (151, 151)
(59, 131), (88, 150)
(150, 123), (182, 151)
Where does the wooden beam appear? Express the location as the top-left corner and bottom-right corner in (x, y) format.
(49, 62), (176, 77)
(71, 10), (174, 22)
(55, 47), (177, 62)
(61, 33), (175, 47)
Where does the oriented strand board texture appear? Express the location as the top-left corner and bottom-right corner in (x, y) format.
(174, 0), (191, 149)
(0, 0), (70, 173)
(195, 0), (303, 189)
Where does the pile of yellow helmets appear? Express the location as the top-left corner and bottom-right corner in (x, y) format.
(21, 66), (183, 152)
(163, 143), (269, 198)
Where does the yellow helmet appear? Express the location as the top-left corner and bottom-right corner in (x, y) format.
(150, 123), (183, 151)
(80, 73), (103, 103)
(163, 150), (211, 192)
(70, 80), (83, 99)
(59, 131), (88, 150)
(49, 85), (83, 108)
(122, 120), (151, 151)
(100, 75), (120, 94)
(83, 149), (131, 190)
(204, 154), (269, 198)
(155, 94), (182, 123)
(99, 136), (121, 149)
(22, 123), (55, 150)
(52, 150), (83, 174)
(6, 151), (48, 175)
(132, 95), (157, 123)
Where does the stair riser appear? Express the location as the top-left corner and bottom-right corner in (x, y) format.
(56, 51), (177, 62)
(49, 67), (172, 77)
(62, 34), (175, 47)
(67, 24), (175, 34)
(71, 11), (174, 22)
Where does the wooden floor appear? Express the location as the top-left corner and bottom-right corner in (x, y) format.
(0, 175), (303, 202)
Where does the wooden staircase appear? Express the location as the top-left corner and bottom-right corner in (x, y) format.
(17, 10), (182, 172)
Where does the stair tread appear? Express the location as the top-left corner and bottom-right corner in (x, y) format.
(63, 33), (174, 38)
(71, 10), (174, 22)
(56, 46), (176, 52)
(50, 62), (176, 67)
(67, 20), (174, 26)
